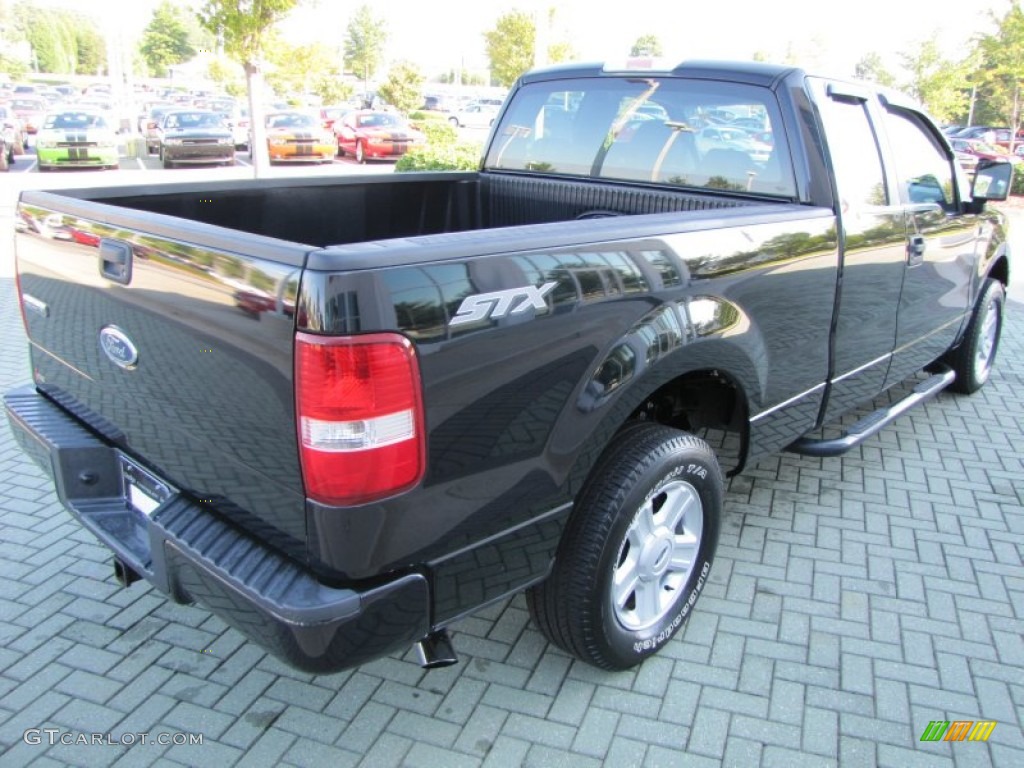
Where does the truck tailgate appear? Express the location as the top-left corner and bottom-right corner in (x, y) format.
(14, 193), (311, 560)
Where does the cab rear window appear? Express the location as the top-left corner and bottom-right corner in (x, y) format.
(485, 77), (796, 198)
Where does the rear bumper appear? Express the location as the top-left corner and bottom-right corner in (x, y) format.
(3, 385), (430, 673)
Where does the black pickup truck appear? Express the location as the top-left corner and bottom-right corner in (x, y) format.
(5, 61), (1012, 673)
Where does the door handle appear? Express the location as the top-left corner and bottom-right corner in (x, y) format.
(907, 235), (926, 267)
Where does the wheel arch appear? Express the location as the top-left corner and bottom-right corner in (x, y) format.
(564, 347), (757, 502)
(987, 253), (1009, 288)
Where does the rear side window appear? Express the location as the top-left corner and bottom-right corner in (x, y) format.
(816, 94), (888, 209)
(486, 76), (796, 198)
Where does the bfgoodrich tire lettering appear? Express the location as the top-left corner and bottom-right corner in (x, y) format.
(527, 423), (723, 669)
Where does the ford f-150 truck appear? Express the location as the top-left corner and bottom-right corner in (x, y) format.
(5, 61), (1012, 673)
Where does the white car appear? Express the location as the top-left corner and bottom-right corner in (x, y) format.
(448, 102), (499, 129)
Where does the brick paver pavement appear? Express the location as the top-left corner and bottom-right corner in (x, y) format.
(1, 272), (1022, 767)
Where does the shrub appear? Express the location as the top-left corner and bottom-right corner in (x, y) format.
(419, 120), (458, 145)
(395, 141), (482, 172)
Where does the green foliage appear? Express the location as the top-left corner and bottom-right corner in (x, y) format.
(313, 78), (353, 105)
(418, 120), (457, 145)
(207, 56), (245, 95)
(197, 0), (298, 68)
(974, 3), (1024, 132)
(408, 111), (448, 127)
(140, 1), (197, 78)
(438, 70), (487, 86)
(853, 52), (896, 88)
(75, 25), (104, 76)
(899, 37), (971, 124)
(344, 5), (387, 85)
(377, 60), (424, 114)
(266, 39), (348, 102)
(395, 113), (481, 172)
(630, 35), (663, 57)
(1012, 166), (1024, 196)
(395, 140), (481, 172)
(13, 3), (104, 75)
(483, 10), (535, 87)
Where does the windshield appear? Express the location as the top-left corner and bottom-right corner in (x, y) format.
(268, 113), (317, 129)
(45, 112), (108, 130)
(356, 113), (403, 128)
(166, 112), (226, 129)
(485, 76), (796, 197)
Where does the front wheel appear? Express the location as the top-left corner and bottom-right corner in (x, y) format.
(946, 277), (1004, 394)
(355, 140), (365, 164)
(527, 423), (723, 669)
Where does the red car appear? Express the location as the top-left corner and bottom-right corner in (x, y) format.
(335, 110), (425, 163)
(950, 138), (1021, 165)
(10, 97), (47, 135)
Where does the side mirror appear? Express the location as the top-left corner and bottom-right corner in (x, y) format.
(971, 159), (1013, 202)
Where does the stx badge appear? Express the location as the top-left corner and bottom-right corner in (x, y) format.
(450, 282), (557, 326)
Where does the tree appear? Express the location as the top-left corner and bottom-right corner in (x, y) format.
(899, 37), (971, 124)
(974, 2), (1024, 146)
(630, 35), (662, 58)
(197, 0), (299, 176)
(16, 5), (73, 72)
(207, 55), (246, 97)
(853, 52), (895, 87)
(266, 40), (351, 105)
(484, 9), (575, 87)
(377, 60), (424, 114)
(140, 1), (196, 77)
(75, 24), (104, 76)
(483, 10), (535, 87)
(344, 5), (386, 93)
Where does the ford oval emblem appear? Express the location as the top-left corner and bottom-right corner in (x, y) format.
(99, 326), (139, 370)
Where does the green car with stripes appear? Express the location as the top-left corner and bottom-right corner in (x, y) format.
(35, 109), (119, 171)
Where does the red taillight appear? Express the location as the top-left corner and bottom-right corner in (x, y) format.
(295, 332), (425, 506)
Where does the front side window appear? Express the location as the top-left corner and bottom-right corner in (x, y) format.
(485, 76), (796, 197)
(883, 110), (956, 209)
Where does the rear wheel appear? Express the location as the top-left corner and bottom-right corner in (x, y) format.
(946, 277), (1004, 394)
(527, 423), (722, 669)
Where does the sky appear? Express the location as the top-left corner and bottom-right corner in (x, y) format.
(31, 0), (1019, 82)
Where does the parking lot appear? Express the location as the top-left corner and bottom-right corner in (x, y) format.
(0, 169), (1021, 766)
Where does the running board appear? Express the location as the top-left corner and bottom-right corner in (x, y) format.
(786, 368), (955, 458)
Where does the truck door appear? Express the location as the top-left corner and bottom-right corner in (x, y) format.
(809, 80), (907, 424)
(877, 106), (977, 386)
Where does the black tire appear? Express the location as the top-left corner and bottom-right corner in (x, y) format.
(527, 423), (723, 669)
(355, 140), (365, 164)
(946, 277), (1004, 394)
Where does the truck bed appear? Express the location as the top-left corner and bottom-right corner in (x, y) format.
(53, 171), (763, 248)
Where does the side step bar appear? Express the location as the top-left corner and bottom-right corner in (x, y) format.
(786, 368), (955, 458)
